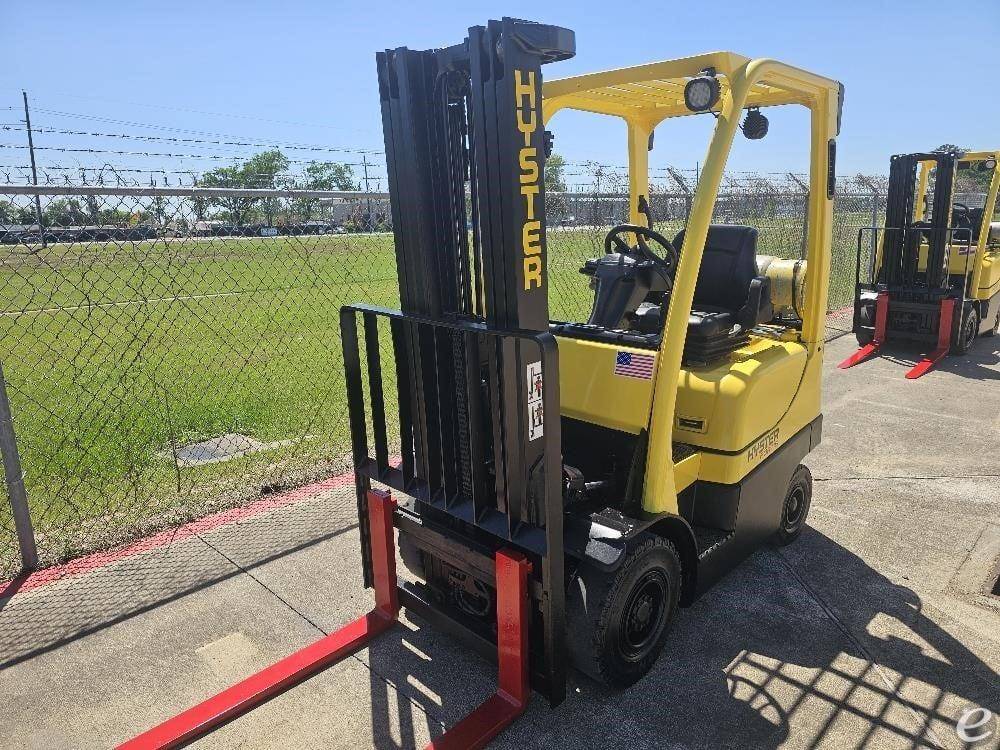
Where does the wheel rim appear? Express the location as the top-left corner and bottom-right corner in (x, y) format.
(618, 571), (669, 662)
(782, 485), (806, 533)
(963, 314), (977, 349)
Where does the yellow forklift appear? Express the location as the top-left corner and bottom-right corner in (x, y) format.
(840, 150), (1000, 378)
(122, 19), (843, 750)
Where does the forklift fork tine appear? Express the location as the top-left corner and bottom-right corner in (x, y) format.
(838, 292), (889, 369)
(427, 551), (532, 750)
(905, 297), (955, 379)
(119, 490), (535, 750)
(116, 489), (400, 750)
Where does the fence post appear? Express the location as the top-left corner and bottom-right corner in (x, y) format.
(0, 361), (38, 572)
(21, 91), (47, 249)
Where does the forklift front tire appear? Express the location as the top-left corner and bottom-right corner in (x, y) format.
(566, 535), (681, 688)
(855, 329), (874, 348)
(951, 307), (979, 355)
(771, 464), (812, 546)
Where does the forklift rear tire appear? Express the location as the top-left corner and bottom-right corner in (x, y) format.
(771, 464), (812, 546)
(566, 534), (680, 688)
(950, 307), (978, 355)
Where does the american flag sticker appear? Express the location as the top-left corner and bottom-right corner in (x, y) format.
(614, 350), (655, 379)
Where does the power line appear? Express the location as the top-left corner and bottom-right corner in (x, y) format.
(30, 93), (373, 134)
(30, 107), (383, 149)
(0, 143), (383, 167)
(0, 124), (384, 155)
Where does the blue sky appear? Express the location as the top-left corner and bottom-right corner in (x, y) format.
(5, 0), (999, 185)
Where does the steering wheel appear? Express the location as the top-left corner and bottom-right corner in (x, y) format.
(604, 224), (679, 284)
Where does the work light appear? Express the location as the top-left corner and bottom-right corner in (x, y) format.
(742, 108), (769, 140)
(684, 74), (720, 112)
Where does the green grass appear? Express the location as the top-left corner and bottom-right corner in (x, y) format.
(0, 220), (861, 571)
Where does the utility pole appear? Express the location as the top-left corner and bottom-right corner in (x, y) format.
(361, 153), (373, 227)
(22, 91), (46, 248)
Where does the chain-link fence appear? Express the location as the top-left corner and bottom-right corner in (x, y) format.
(0, 175), (887, 578)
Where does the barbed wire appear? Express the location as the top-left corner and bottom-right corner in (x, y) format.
(0, 124), (384, 155)
(0, 143), (383, 167)
(27, 106), (377, 145)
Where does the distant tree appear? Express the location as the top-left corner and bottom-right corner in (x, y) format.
(303, 162), (357, 191)
(545, 153), (567, 193)
(0, 200), (35, 224)
(43, 198), (89, 226)
(293, 162), (357, 220)
(545, 153), (568, 222)
(200, 150), (290, 225)
(933, 144), (993, 192)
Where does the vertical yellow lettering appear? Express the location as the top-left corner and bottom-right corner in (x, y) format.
(520, 184), (539, 220)
(514, 70), (536, 108)
(519, 147), (538, 183)
(522, 220), (541, 255)
(516, 108), (536, 145)
(524, 257), (543, 290)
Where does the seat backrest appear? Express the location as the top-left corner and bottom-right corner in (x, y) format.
(672, 225), (759, 311)
(968, 207), (986, 243)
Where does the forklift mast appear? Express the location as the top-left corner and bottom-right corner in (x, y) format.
(343, 18), (576, 702)
(879, 151), (959, 292)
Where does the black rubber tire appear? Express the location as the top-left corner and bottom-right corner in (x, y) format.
(771, 464), (812, 546)
(950, 307), (979, 355)
(855, 329), (874, 347)
(566, 534), (681, 688)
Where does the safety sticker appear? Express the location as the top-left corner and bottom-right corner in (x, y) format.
(526, 360), (544, 441)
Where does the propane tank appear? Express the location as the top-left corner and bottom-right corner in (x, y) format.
(756, 255), (807, 320)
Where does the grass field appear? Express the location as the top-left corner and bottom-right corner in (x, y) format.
(0, 219), (863, 572)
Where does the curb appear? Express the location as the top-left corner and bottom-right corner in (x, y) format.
(1, 470), (357, 599)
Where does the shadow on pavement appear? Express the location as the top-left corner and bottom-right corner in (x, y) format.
(352, 527), (999, 749)
(870, 340), (1000, 382)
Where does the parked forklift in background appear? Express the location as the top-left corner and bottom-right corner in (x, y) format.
(840, 150), (1000, 378)
(121, 18), (844, 750)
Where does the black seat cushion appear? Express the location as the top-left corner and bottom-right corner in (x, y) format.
(687, 308), (735, 339)
(673, 225), (760, 312)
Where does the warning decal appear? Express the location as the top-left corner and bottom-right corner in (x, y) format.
(526, 360), (544, 441)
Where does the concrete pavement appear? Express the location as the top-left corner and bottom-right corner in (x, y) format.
(1, 330), (998, 749)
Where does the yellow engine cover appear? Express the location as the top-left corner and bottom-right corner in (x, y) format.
(674, 338), (808, 452)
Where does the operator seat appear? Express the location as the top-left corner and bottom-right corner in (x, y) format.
(673, 224), (773, 364)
